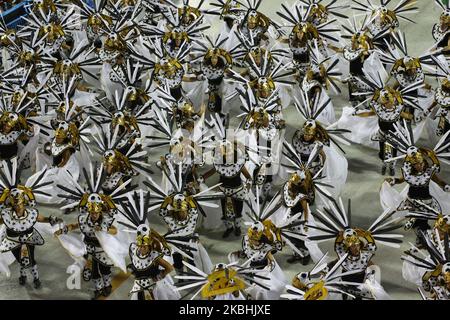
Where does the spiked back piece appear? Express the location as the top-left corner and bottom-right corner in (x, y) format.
(56, 161), (135, 211)
(0, 158), (53, 205)
(243, 186), (309, 257)
(293, 89), (351, 153)
(281, 140), (334, 202)
(384, 120), (450, 166)
(174, 258), (271, 300)
(281, 252), (365, 300)
(350, 0), (418, 25)
(92, 125), (153, 176)
(307, 197), (404, 248)
(144, 162), (223, 218)
(117, 189), (196, 259)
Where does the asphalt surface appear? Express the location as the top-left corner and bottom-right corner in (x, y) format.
(0, 0), (447, 300)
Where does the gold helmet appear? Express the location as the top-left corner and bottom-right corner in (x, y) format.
(104, 33), (126, 52)
(11, 89), (26, 107)
(3, 186), (35, 207)
(120, 0), (137, 7)
(112, 111), (128, 128)
(376, 86), (403, 107)
(308, 3), (328, 24)
(289, 169), (312, 187)
(246, 10), (269, 31)
(342, 228), (361, 249)
(136, 224), (152, 246)
(302, 120), (317, 136)
(18, 48), (39, 67)
(0, 29), (17, 47)
(180, 101), (196, 117)
(393, 56), (421, 75)
(292, 22), (319, 43)
(440, 10), (450, 26)
(441, 76), (450, 92)
(54, 121), (70, 140)
(85, 193), (105, 215)
(351, 31), (374, 51)
(87, 13), (111, 29)
(54, 59), (81, 78)
(39, 22), (65, 43)
(253, 77), (275, 99)
(125, 86), (149, 104)
(435, 214), (450, 234)
(292, 272), (310, 291)
(375, 7), (398, 28)
(247, 221), (265, 242)
(103, 149), (131, 172)
(245, 46), (267, 66)
(442, 263), (450, 284)
(205, 48), (232, 66)
(135, 226), (169, 252)
(172, 193), (190, 213)
(405, 146), (425, 165)
(247, 220), (281, 244)
(0, 112), (20, 129)
(222, 0), (241, 17)
(155, 57), (183, 78)
(250, 107), (270, 128)
(179, 6), (201, 26)
(32, 0), (57, 14)
(164, 27), (189, 45)
(54, 121), (80, 147)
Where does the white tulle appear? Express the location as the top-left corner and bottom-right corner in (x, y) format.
(321, 145), (348, 198)
(56, 233), (87, 265)
(0, 225), (15, 277)
(245, 259), (287, 300)
(95, 229), (129, 272)
(153, 275), (182, 300)
(380, 181), (450, 214)
(402, 260), (425, 286)
(192, 242), (213, 274)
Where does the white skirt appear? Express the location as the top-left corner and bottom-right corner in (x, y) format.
(380, 181), (450, 214)
(245, 258), (287, 300)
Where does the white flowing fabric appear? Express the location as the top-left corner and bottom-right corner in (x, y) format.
(304, 215), (327, 263)
(56, 233), (87, 266)
(18, 125), (41, 171)
(95, 229), (130, 272)
(100, 63), (123, 102)
(337, 106), (379, 149)
(192, 242), (214, 274)
(380, 181), (450, 214)
(322, 145), (348, 198)
(338, 107), (431, 150)
(73, 89), (97, 107)
(182, 80), (207, 110)
(362, 265), (392, 300)
(0, 225), (15, 277)
(34, 222), (59, 236)
(402, 260), (425, 286)
(153, 275), (182, 300)
(198, 182), (223, 230)
(39, 156), (80, 204)
(316, 90), (336, 125)
(245, 258), (287, 300)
